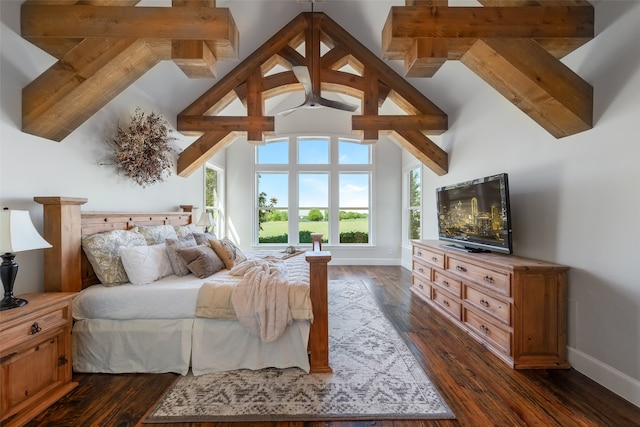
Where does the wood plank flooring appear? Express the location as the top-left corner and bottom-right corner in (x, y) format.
(26, 266), (640, 427)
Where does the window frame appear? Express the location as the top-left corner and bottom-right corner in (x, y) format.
(203, 163), (224, 236)
(254, 134), (373, 247)
(404, 163), (422, 246)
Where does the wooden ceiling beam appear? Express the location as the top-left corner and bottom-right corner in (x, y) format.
(177, 131), (240, 177)
(461, 38), (592, 138)
(171, 0), (217, 79)
(180, 14), (307, 116)
(390, 130), (448, 176)
(22, 39), (163, 141)
(21, 5), (238, 42)
(382, 2), (593, 138)
(21, 0), (142, 58)
(382, 4), (594, 59)
(353, 115), (447, 135)
(177, 116), (274, 134)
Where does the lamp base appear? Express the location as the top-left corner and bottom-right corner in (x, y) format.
(0, 295), (28, 311)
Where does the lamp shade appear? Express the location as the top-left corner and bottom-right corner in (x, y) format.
(196, 212), (214, 228)
(0, 209), (52, 253)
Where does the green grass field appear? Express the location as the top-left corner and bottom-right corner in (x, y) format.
(259, 218), (368, 238)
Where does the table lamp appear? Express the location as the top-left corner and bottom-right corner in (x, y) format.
(196, 212), (214, 233)
(0, 208), (52, 310)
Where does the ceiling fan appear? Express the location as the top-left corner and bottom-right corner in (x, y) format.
(278, 2), (358, 116)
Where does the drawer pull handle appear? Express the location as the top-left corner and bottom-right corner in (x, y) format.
(30, 322), (42, 335)
(456, 265), (467, 272)
(417, 251), (423, 256)
(480, 299), (490, 307)
(443, 300), (450, 307)
(59, 355), (69, 366)
(484, 275), (494, 283)
(479, 324), (490, 335)
(418, 284), (424, 289)
(442, 280), (449, 287)
(432, 257), (438, 262)
(418, 268), (424, 273)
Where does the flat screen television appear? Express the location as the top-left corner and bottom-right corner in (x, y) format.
(436, 173), (513, 254)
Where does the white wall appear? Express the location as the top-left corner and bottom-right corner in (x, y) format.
(1, 0), (638, 408)
(400, 1), (640, 407)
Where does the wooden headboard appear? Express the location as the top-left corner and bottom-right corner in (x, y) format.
(34, 196), (194, 292)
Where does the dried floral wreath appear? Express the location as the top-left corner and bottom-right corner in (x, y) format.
(107, 108), (176, 188)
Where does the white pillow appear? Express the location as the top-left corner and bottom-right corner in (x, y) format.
(120, 244), (174, 285)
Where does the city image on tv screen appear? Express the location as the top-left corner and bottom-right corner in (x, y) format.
(436, 173), (512, 254)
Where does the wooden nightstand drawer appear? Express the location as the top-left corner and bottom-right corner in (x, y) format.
(0, 292), (77, 427)
(0, 303), (71, 353)
(412, 259), (432, 281)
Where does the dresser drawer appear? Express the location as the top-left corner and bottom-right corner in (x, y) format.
(413, 245), (445, 269)
(412, 258), (432, 281)
(0, 304), (71, 353)
(464, 285), (510, 325)
(464, 308), (511, 356)
(433, 270), (461, 298)
(412, 275), (432, 299)
(432, 288), (461, 320)
(447, 256), (511, 296)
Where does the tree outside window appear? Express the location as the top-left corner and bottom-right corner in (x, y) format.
(408, 166), (422, 240)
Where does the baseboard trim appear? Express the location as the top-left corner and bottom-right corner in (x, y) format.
(328, 258), (401, 266)
(568, 347), (640, 408)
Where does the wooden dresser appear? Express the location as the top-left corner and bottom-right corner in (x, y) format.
(411, 240), (570, 369)
(0, 292), (78, 426)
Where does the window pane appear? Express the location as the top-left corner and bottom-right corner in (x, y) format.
(409, 208), (421, 240)
(205, 168), (218, 207)
(257, 139), (289, 164)
(299, 173), (329, 243)
(339, 139), (370, 164)
(409, 167), (421, 207)
(339, 173), (369, 243)
(298, 137), (329, 164)
(258, 173), (288, 243)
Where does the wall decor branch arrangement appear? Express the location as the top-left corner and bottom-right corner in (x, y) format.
(107, 108), (176, 188)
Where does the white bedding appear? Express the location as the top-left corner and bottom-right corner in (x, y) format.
(73, 252), (310, 320)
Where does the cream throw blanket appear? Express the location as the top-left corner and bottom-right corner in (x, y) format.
(228, 258), (293, 342)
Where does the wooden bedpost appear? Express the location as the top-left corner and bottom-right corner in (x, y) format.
(34, 197), (87, 292)
(306, 247), (332, 374)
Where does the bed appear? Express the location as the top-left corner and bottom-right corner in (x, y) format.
(34, 196), (332, 375)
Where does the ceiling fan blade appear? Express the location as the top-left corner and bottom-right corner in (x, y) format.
(292, 66), (313, 98)
(317, 96), (359, 112)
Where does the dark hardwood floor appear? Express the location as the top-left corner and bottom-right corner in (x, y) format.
(26, 266), (639, 427)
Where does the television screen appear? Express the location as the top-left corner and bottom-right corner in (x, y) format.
(436, 173), (512, 254)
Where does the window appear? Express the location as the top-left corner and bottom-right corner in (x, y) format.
(257, 173), (289, 243)
(255, 136), (372, 245)
(407, 166), (422, 241)
(204, 164), (223, 235)
(339, 173), (370, 243)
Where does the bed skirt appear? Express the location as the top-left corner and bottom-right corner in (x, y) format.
(72, 318), (311, 375)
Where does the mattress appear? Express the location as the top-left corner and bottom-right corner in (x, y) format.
(72, 252), (311, 320)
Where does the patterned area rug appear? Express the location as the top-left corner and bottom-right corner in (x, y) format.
(143, 280), (454, 423)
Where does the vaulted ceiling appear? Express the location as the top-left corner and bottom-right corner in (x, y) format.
(19, 0), (594, 177)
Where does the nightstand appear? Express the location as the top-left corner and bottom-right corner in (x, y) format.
(0, 292), (78, 426)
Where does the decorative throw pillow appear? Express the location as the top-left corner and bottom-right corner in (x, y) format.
(177, 245), (225, 279)
(81, 229), (147, 286)
(165, 236), (198, 277)
(174, 223), (198, 239)
(133, 225), (179, 245)
(210, 237), (247, 270)
(193, 232), (218, 247)
(120, 243), (174, 285)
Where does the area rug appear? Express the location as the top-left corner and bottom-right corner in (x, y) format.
(143, 279), (455, 423)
